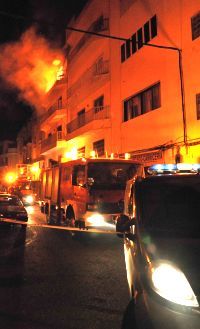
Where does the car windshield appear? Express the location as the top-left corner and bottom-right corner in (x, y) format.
(0, 196), (22, 206)
(137, 175), (200, 237)
(87, 162), (140, 190)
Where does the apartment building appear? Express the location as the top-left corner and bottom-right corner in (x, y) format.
(32, 65), (68, 169)
(33, 0), (200, 168)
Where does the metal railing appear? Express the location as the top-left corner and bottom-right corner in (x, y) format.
(40, 103), (65, 124)
(67, 105), (110, 134)
(41, 131), (65, 153)
(68, 59), (109, 99)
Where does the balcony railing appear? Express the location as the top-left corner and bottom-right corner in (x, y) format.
(40, 103), (65, 124)
(68, 59), (109, 99)
(67, 105), (110, 134)
(41, 131), (65, 153)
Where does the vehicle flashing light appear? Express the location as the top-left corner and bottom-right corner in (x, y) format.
(148, 163), (200, 174)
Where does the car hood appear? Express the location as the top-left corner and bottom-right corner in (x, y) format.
(141, 234), (200, 296)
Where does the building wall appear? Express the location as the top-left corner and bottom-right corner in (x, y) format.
(108, 0), (200, 163)
(65, 0), (112, 158)
(34, 0), (200, 166)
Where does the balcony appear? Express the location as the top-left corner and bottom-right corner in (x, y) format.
(67, 105), (110, 135)
(67, 60), (109, 106)
(40, 131), (67, 155)
(68, 16), (109, 61)
(40, 103), (66, 130)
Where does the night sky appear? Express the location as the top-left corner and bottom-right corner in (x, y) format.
(0, 0), (88, 141)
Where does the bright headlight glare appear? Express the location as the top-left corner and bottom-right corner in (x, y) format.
(151, 262), (199, 307)
(87, 213), (105, 226)
(25, 195), (34, 203)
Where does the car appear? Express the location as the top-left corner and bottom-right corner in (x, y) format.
(117, 164), (200, 329)
(0, 193), (28, 225)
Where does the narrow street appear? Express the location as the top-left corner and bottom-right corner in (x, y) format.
(0, 205), (130, 329)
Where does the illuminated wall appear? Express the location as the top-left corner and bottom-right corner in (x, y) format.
(38, 0), (200, 165)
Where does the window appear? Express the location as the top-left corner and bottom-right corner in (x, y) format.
(196, 93), (200, 120)
(137, 28), (143, 49)
(94, 57), (109, 75)
(57, 125), (62, 139)
(57, 125), (62, 131)
(78, 146), (85, 158)
(123, 83), (161, 121)
(151, 15), (157, 38)
(94, 95), (104, 113)
(58, 96), (62, 109)
(142, 84), (161, 113)
(72, 165), (86, 186)
(191, 12), (200, 40)
(121, 43), (126, 62)
(144, 21), (150, 43)
(121, 14), (157, 63)
(126, 40), (131, 58)
(78, 109), (85, 127)
(63, 167), (71, 181)
(124, 95), (141, 121)
(131, 33), (137, 53)
(93, 139), (105, 157)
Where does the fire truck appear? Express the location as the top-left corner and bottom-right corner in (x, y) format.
(9, 164), (37, 205)
(40, 157), (142, 228)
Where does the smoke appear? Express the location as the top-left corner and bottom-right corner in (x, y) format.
(0, 27), (64, 114)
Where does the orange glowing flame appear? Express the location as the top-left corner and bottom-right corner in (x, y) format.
(0, 27), (65, 109)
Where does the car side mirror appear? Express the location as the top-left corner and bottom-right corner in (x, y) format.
(116, 214), (135, 238)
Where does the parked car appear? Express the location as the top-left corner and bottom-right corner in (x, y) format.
(117, 164), (200, 329)
(0, 193), (28, 226)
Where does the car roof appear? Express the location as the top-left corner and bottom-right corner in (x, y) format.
(144, 172), (200, 180)
(0, 193), (19, 198)
(136, 173), (200, 187)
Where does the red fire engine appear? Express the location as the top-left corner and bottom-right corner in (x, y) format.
(40, 157), (142, 228)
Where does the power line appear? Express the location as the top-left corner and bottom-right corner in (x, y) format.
(0, 10), (179, 47)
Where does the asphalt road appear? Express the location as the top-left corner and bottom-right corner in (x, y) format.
(0, 207), (131, 329)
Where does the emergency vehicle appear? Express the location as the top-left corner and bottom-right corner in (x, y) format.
(9, 164), (37, 205)
(40, 157), (142, 228)
(117, 163), (200, 329)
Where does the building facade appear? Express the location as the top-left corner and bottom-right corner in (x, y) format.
(30, 0), (200, 170)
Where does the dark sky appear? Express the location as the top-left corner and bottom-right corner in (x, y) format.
(0, 0), (88, 141)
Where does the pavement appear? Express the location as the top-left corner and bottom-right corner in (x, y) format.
(25, 203), (47, 225)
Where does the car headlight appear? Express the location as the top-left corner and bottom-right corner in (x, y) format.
(150, 262), (199, 307)
(87, 213), (105, 226)
(24, 195), (34, 204)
